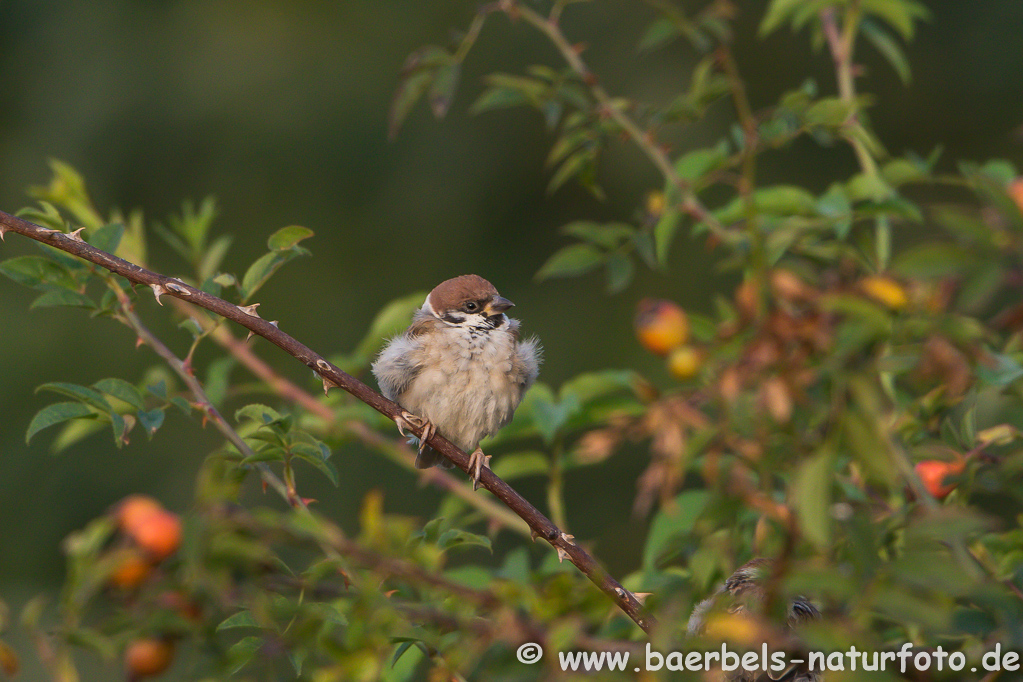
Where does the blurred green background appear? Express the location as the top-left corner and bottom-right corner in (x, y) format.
(0, 0), (1021, 675)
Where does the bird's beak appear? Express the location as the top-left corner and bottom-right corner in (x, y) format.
(486, 296), (515, 314)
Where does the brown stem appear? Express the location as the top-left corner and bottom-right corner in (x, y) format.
(510, 2), (726, 240)
(172, 302), (531, 536)
(0, 211), (655, 634)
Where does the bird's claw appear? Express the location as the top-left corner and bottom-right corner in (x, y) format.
(395, 411), (435, 455)
(467, 448), (491, 491)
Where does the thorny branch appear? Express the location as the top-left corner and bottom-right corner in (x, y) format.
(0, 209), (655, 634)
(171, 301), (531, 537)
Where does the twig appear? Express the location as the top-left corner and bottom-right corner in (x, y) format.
(171, 301), (531, 536)
(0, 210), (655, 634)
(507, 2), (726, 239)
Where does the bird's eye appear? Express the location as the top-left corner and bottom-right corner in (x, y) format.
(464, 301), (478, 312)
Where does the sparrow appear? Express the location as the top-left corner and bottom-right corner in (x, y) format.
(371, 274), (541, 489)
(687, 558), (821, 682)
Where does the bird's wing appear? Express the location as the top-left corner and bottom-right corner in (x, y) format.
(371, 315), (443, 400)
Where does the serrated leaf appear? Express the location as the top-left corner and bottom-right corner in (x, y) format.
(267, 225), (313, 251)
(236, 403), (284, 425)
(30, 289), (95, 309)
(88, 223), (124, 254)
(535, 243), (604, 281)
(26, 402), (94, 444)
(93, 378), (144, 410)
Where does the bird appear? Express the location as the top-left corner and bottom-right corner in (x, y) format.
(371, 274), (541, 490)
(687, 558), (821, 682)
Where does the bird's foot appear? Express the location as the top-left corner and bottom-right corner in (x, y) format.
(467, 447), (491, 491)
(395, 411), (435, 456)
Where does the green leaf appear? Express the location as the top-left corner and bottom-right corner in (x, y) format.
(535, 243), (604, 281)
(267, 225), (314, 251)
(292, 444), (339, 487)
(36, 382), (113, 413)
(87, 223), (124, 254)
(643, 490), (709, 569)
(977, 352), (1023, 388)
(147, 380), (167, 400)
(217, 611), (260, 631)
(470, 86), (532, 114)
(93, 378), (144, 410)
(862, 0), (930, 40)
(639, 17), (679, 51)
(674, 140), (730, 183)
(437, 528), (492, 552)
(240, 249), (305, 301)
(227, 636), (264, 674)
(759, 0), (807, 36)
(793, 449), (835, 549)
(26, 402), (94, 444)
(861, 18), (911, 84)
(605, 252), (634, 294)
(0, 256), (76, 290)
(429, 62), (460, 118)
(560, 221), (634, 249)
(236, 404), (284, 424)
(353, 292), (428, 362)
(529, 389), (580, 444)
(892, 243), (982, 279)
(391, 640), (424, 669)
(137, 408), (165, 437)
(30, 290), (95, 309)
(805, 97), (855, 127)
(653, 209), (682, 266)
(491, 451), (550, 480)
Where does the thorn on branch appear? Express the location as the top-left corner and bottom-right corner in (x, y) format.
(238, 303), (261, 318)
(322, 377), (338, 395)
(165, 280), (191, 296)
(68, 227), (86, 242)
(150, 283), (168, 305)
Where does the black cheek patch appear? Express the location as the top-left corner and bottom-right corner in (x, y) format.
(442, 312), (466, 324)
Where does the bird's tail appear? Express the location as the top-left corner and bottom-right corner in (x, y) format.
(414, 444), (454, 470)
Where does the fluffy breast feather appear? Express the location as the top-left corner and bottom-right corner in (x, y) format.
(371, 316), (541, 453)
